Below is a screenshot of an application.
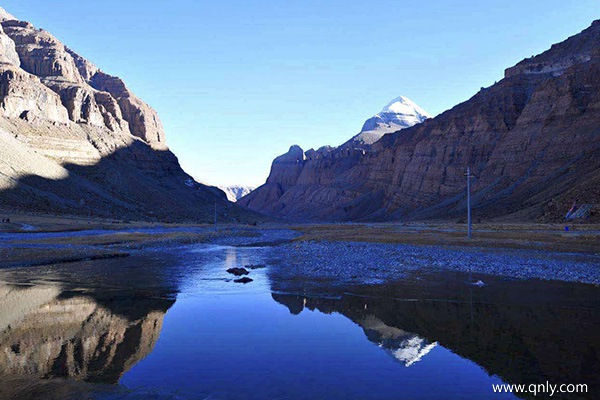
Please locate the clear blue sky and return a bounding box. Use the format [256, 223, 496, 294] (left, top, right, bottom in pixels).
[2, 1, 597, 187]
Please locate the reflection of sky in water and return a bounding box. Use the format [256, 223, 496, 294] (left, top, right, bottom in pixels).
[179, 245, 273, 296]
[122, 290, 516, 400]
[2, 242, 599, 399]
[119, 244, 518, 400]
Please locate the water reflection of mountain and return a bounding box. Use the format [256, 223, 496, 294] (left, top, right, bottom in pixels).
[0, 283, 174, 398]
[360, 315, 438, 367]
[272, 277, 600, 392]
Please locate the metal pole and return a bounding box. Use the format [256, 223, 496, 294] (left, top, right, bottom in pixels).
[467, 166, 472, 239]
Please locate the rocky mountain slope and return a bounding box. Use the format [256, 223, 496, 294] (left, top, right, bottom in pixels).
[238, 96, 430, 219]
[240, 21, 600, 222]
[0, 7, 255, 223]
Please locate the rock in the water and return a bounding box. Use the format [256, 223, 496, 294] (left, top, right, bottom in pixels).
[245, 264, 266, 270]
[234, 277, 253, 284]
[227, 267, 249, 276]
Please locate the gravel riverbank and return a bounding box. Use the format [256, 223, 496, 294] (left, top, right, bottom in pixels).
[266, 241, 600, 287]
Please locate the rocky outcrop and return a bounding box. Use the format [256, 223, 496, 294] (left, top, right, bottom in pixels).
[239, 97, 431, 219]
[0, 67, 69, 122]
[241, 21, 600, 222]
[505, 21, 600, 78]
[0, 6, 256, 223]
[0, 18, 146, 143]
[89, 71, 166, 146]
[0, 24, 19, 66]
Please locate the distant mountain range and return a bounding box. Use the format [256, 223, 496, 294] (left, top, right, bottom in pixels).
[240, 21, 600, 222]
[220, 185, 255, 202]
[0, 7, 256, 223]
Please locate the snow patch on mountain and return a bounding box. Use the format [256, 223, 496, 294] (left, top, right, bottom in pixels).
[220, 185, 255, 202]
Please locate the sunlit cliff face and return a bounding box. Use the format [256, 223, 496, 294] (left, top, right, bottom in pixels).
[0, 284, 172, 384]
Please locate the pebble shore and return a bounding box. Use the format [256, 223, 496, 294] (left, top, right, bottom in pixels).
[266, 240, 600, 286]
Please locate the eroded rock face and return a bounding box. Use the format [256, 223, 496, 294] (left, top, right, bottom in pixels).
[241, 20, 600, 222]
[0, 66, 69, 122]
[0, 24, 19, 66]
[267, 145, 306, 188]
[0, 12, 165, 150]
[90, 71, 166, 146]
[3, 20, 83, 84]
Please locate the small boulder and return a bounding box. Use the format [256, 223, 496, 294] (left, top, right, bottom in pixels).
[245, 264, 266, 270]
[227, 267, 249, 276]
[234, 277, 253, 284]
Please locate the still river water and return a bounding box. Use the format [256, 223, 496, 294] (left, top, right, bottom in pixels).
[0, 239, 598, 399]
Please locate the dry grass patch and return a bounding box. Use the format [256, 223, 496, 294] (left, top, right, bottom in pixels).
[290, 223, 600, 254]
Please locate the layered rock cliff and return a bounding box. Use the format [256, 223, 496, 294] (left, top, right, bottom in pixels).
[239, 97, 430, 219]
[241, 21, 600, 222]
[0, 7, 255, 223]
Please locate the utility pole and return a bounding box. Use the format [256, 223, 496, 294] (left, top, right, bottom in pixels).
[214, 202, 217, 228]
[466, 166, 476, 285]
[466, 167, 474, 239]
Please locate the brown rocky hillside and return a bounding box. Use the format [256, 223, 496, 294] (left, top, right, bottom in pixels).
[0, 7, 257, 223]
[240, 21, 600, 223]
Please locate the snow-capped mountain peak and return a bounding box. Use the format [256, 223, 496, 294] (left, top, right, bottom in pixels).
[220, 185, 255, 202]
[344, 95, 430, 148]
[381, 96, 430, 120]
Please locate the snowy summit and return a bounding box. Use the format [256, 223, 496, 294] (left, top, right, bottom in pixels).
[220, 185, 255, 202]
[380, 96, 430, 122]
[346, 95, 430, 147]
